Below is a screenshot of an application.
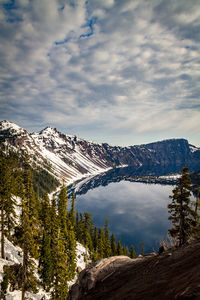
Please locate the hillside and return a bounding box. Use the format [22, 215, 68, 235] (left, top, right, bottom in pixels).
[69, 240, 200, 300]
[1, 120, 200, 185]
[0, 236, 88, 300]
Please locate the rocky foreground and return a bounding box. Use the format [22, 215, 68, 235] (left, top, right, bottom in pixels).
[69, 240, 200, 300]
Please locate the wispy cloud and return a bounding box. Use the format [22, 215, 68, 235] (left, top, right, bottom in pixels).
[0, 0, 199, 145]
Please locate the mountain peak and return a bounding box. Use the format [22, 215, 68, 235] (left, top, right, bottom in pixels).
[0, 120, 26, 134]
[39, 126, 59, 136]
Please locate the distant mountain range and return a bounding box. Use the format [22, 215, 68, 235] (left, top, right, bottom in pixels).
[0, 120, 200, 184]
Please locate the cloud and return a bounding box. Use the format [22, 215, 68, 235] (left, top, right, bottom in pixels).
[0, 0, 199, 146]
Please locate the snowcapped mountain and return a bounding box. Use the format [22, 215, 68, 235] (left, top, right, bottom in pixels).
[0, 120, 113, 184]
[0, 120, 200, 185]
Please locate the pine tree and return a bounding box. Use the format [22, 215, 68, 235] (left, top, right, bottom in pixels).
[130, 245, 136, 258]
[91, 227, 98, 262]
[168, 167, 197, 246]
[21, 163, 38, 300]
[50, 197, 69, 299]
[49, 197, 59, 282]
[75, 212, 79, 234]
[69, 193, 76, 227]
[83, 212, 94, 251]
[66, 219, 77, 280]
[0, 151, 16, 258]
[22, 162, 40, 258]
[97, 228, 105, 259]
[123, 246, 130, 257]
[93, 227, 98, 251]
[110, 233, 117, 256]
[117, 238, 123, 255]
[39, 193, 53, 291]
[76, 213, 85, 245]
[66, 194, 77, 280]
[57, 183, 68, 233]
[51, 229, 69, 300]
[104, 218, 111, 257]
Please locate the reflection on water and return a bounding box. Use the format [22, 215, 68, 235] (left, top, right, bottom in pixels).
[76, 181, 174, 254]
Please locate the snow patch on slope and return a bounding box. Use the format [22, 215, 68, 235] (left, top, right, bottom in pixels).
[0, 236, 50, 300]
[31, 129, 112, 185]
[0, 237, 90, 299]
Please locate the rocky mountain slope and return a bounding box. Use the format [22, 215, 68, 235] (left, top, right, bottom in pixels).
[0, 120, 200, 184]
[69, 240, 200, 300]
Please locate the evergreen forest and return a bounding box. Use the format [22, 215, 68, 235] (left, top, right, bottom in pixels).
[0, 150, 137, 299]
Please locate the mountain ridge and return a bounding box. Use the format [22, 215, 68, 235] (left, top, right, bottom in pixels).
[0, 120, 200, 184]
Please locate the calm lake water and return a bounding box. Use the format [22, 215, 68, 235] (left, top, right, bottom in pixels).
[76, 181, 174, 254]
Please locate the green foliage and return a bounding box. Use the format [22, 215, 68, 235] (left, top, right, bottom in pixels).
[117, 238, 123, 255]
[20, 162, 39, 299]
[69, 193, 76, 227]
[123, 246, 130, 257]
[51, 229, 69, 300]
[32, 167, 59, 198]
[104, 218, 112, 257]
[168, 166, 199, 246]
[97, 228, 105, 259]
[110, 233, 117, 256]
[39, 193, 53, 291]
[0, 149, 139, 298]
[57, 185, 77, 281]
[130, 245, 136, 258]
[0, 150, 17, 258]
[58, 183, 68, 236]
[67, 193, 77, 279]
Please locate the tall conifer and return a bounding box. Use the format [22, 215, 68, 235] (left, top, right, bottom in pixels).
[168, 167, 197, 246]
[51, 229, 69, 300]
[130, 245, 136, 258]
[50, 195, 69, 299]
[117, 238, 123, 255]
[0, 151, 16, 258]
[104, 218, 111, 257]
[110, 233, 117, 256]
[39, 193, 53, 291]
[21, 162, 38, 300]
[67, 194, 77, 280]
[97, 228, 105, 259]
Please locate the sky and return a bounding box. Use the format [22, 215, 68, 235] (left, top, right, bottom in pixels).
[0, 0, 200, 147]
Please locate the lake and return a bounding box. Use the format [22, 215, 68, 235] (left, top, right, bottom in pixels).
[76, 181, 174, 254]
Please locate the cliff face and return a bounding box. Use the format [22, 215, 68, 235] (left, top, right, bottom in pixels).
[69, 240, 200, 300]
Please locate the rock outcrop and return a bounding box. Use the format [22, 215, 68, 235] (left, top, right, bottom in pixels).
[68, 240, 200, 300]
